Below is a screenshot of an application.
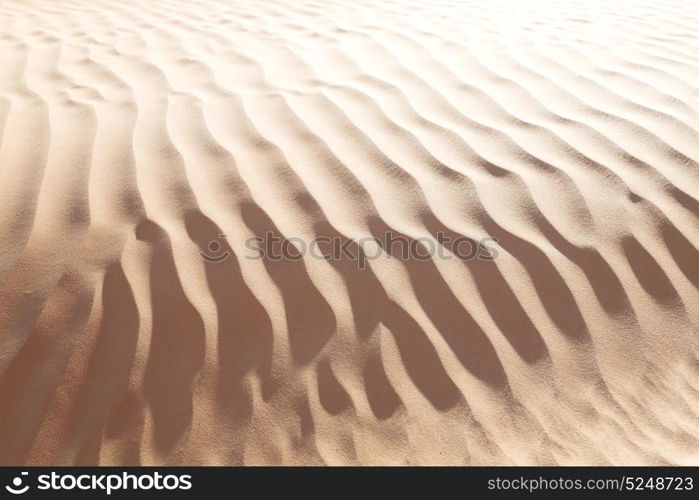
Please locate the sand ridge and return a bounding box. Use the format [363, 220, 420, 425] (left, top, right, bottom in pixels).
[0, 0, 698, 465]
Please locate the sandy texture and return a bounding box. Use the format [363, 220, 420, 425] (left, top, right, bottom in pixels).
[0, 0, 698, 465]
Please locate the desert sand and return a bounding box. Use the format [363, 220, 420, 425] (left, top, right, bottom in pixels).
[0, 0, 698, 465]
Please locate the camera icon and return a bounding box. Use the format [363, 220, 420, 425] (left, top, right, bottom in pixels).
[5, 472, 29, 494]
[200, 234, 230, 263]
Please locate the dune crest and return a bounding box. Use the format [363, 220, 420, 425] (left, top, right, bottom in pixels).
[0, 0, 698, 465]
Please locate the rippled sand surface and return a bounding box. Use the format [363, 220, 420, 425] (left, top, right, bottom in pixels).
[0, 0, 698, 465]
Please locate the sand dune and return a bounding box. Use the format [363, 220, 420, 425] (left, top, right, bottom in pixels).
[0, 0, 698, 465]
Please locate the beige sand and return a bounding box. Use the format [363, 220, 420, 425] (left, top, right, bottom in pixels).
[0, 0, 698, 465]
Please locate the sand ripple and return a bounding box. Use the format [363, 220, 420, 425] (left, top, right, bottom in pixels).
[0, 0, 698, 465]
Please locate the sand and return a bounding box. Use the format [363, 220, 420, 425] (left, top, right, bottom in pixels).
[0, 0, 698, 465]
